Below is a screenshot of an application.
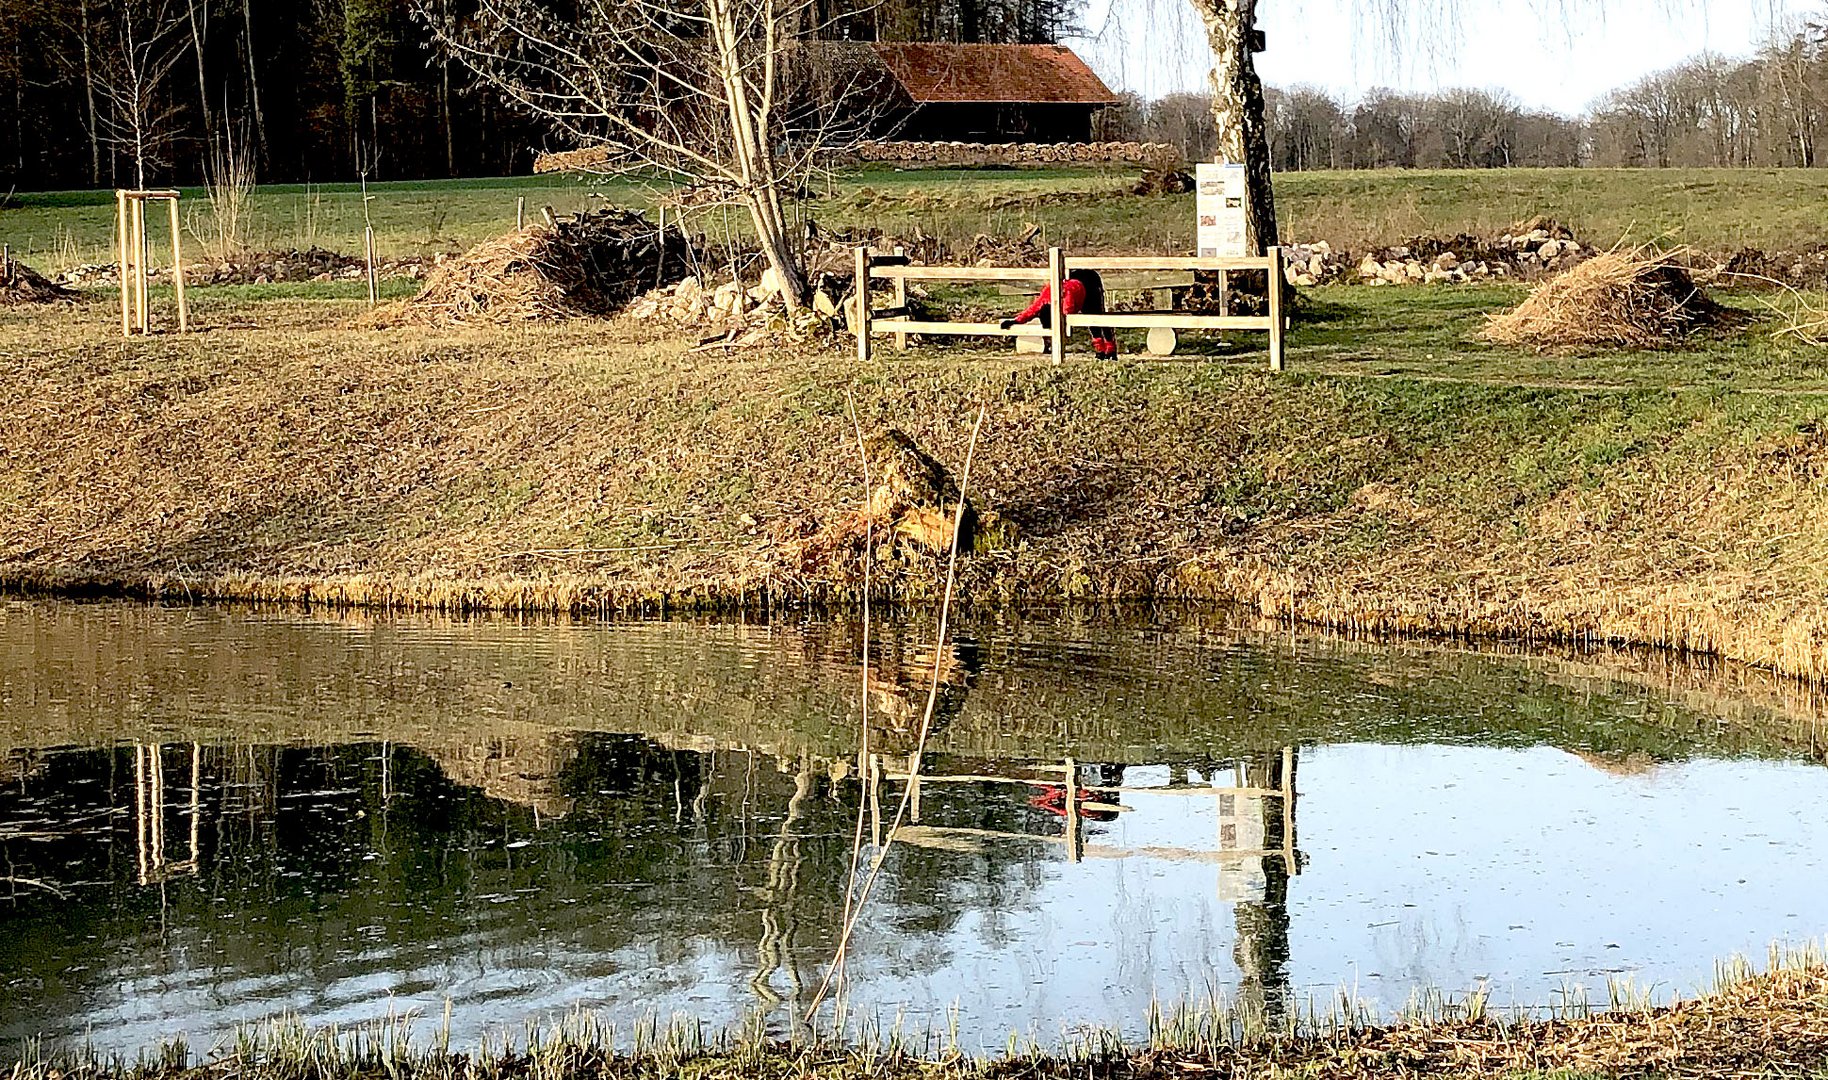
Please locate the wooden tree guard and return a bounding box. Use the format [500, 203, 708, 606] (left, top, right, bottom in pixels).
[116, 189, 189, 336]
[853, 245, 1290, 369]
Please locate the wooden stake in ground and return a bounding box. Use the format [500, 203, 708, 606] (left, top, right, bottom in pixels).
[114, 189, 188, 336]
[364, 226, 378, 306]
[166, 195, 188, 332]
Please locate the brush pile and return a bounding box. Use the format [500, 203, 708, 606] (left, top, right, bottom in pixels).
[0, 254, 77, 305]
[392, 207, 696, 324]
[1483, 249, 1740, 350]
[810, 222, 1047, 268]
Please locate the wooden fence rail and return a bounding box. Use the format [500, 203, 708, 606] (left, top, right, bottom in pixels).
[854, 245, 1289, 370]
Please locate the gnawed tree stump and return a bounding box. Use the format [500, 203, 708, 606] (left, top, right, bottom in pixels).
[863, 428, 976, 554]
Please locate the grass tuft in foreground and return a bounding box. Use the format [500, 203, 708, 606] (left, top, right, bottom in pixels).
[9, 947, 1828, 1080]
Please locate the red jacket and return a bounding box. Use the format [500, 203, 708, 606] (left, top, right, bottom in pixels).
[1013, 278, 1088, 324]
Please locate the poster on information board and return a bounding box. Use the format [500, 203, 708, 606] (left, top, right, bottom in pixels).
[1194, 162, 1249, 258]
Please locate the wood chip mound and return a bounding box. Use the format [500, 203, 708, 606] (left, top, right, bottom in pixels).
[374, 207, 695, 326]
[1483, 248, 1741, 350]
[0, 256, 78, 305]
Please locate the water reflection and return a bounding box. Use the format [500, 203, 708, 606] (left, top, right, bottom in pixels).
[2, 602, 1827, 1057]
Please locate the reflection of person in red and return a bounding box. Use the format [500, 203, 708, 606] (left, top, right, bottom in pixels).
[1028, 784, 1122, 822]
[1000, 269, 1117, 360]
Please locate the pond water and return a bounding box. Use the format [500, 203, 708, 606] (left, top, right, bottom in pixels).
[2, 599, 1826, 1058]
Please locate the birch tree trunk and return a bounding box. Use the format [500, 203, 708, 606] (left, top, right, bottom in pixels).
[1194, 0, 1277, 253]
[185, 0, 212, 146]
[711, 0, 810, 308]
[80, 0, 102, 184]
[241, 0, 264, 158]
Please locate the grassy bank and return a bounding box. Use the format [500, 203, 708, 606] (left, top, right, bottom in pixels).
[4, 285, 1828, 679]
[5, 167, 1828, 271]
[12, 954, 1828, 1079]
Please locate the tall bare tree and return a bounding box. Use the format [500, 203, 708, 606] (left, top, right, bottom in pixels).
[421, 0, 872, 308]
[99, 0, 190, 187]
[1198, 0, 1277, 252]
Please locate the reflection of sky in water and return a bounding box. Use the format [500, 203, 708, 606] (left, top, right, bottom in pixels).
[7, 742, 1828, 1056]
[4, 602, 1828, 1059]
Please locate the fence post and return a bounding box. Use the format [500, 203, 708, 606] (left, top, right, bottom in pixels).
[1267, 246, 1286, 373]
[892, 245, 909, 351]
[853, 245, 872, 364]
[365, 226, 378, 306]
[1047, 245, 1066, 366]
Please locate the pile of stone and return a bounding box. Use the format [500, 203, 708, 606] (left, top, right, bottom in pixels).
[623, 268, 844, 347]
[1273, 220, 1596, 288]
[852, 140, 1182, 169]
[1279, 241, 1339, 287]
[55, 248, 435, 288]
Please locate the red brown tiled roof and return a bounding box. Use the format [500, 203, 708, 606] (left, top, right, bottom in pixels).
[869, 43, 1120, 105]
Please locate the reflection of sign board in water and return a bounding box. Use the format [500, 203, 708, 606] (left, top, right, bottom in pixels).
[1195, 162, 1249, 258]
[1217, 787, 1270, 902]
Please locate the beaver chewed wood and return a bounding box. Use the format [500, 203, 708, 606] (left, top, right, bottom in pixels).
[862, 428, 976, 554]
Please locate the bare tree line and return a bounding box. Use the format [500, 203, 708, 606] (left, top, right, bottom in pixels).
[0, 0, 1078, 192]
[1100, 17, 1828, 171]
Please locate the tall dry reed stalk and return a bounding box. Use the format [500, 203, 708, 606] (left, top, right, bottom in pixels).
[200, 126, 258, 260]
[807, 404, 989, 1028]
[824, 392, 876, 1025]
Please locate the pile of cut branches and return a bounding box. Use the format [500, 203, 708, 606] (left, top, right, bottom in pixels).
[381, 207, 698, 325]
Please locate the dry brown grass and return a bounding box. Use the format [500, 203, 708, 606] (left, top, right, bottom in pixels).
[10, 954, 1828, 1079]
[1483, 248, 1741, 350]
[3, 297, 1828, 682]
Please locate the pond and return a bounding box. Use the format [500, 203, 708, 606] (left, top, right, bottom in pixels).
[1, 599, 1826, 1058]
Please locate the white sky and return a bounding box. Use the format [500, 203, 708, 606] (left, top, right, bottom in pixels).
[1069, 0, 1822, 115]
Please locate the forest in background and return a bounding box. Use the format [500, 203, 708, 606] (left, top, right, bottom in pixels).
[0, 0, 1079, 192]
[0, 0, 1823, 192]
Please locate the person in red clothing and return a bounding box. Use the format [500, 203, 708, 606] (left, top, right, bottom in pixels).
[1000, 269, 1118, 360]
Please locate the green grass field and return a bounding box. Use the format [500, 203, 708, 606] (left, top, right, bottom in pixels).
[6, 167, 1828, 271]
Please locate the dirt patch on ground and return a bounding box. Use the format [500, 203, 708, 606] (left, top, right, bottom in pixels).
[0, 257, 77, 305]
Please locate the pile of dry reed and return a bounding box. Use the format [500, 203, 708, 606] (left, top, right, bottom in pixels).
[379, 207, 696, 326]
[0, 255, 77, 305]
[1483, 248, 1740, 350]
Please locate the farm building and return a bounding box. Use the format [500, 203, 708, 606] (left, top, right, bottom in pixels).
[821, 43, 1122, 144]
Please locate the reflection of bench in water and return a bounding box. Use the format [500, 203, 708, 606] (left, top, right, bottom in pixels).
[867, 749, 1300, 896]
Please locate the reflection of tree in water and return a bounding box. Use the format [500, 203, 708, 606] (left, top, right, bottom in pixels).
[1231, 751, 1295, 1030]
[5, 728, 1305, 1045]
